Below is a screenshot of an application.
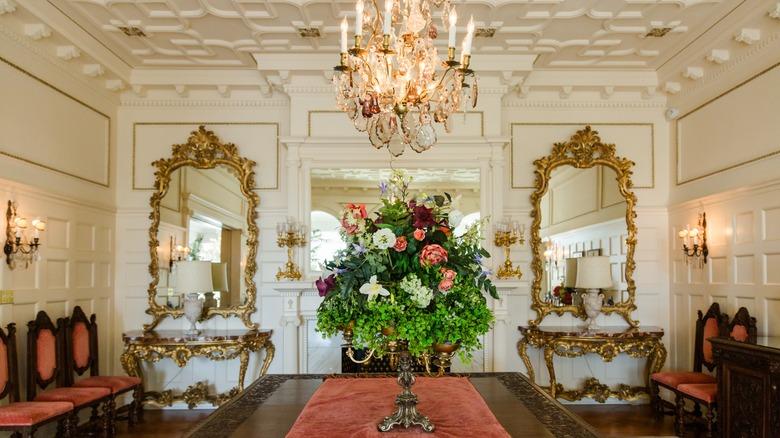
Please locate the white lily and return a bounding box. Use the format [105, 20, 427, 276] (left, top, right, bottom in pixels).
[359, 275, 390, 298]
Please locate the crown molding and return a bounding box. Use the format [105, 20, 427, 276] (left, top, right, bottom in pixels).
[119, 98, 289, 108]
[502, 99, 665, 109]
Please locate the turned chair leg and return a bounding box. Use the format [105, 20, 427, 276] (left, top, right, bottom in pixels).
[705, 405, 715, 438]
[134, 386, 144, 424]
[675, 394, 686, 437]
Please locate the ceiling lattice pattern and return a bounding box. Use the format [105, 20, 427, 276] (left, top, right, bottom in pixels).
[55, 0, 734, 69]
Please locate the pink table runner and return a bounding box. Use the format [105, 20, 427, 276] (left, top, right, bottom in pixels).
[286, 377, 510, 438]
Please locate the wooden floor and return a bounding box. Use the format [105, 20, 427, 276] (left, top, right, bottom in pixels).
[118, 404, 684, 438]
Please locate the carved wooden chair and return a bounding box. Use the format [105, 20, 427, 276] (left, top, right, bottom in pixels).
[676, 306, 757, 438]
[650, 302, 728, 422]
[0, 323, 73, 438]
[62, 306, 143, 433]
[26, 311, 113, 436]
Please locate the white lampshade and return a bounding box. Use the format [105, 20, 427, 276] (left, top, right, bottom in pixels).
[211, 262, 229, 292]
[564, 258, 578, 288]
[575, 256, 613, 289]
[174, 261, 213, 294]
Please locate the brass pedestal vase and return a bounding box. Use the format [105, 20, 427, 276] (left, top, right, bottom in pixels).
[378, 351, 434, 432]
[342, 328, 457, 433]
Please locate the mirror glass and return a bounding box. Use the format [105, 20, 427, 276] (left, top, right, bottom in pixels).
[309, 168, 481, 272]
[538, 165, 628, 308]
[155, 166, 249, 311]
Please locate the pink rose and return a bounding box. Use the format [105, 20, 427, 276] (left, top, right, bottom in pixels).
[340, 203, 368, 235]
[419, 244, 448, 267]
[394, 236, 408, 252]
[413, 229, 426, 241]
[440, 268, 457, 280]
[438, 279, 454, 292]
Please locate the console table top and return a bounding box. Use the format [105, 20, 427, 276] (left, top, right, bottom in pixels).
[123, 329, 272, 343]
[518, 325, 663, 338]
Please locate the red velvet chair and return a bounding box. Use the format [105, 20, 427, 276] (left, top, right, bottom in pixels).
[650, 302, 728, 422]
[0, 323, 73, 438]
[26, 311, 113, 436]
[676, 306, 757, 438]
[63, 306, 143, 433]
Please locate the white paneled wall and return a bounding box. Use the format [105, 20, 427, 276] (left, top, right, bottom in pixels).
[0, 179, 115, 398]
[669, 180, 780, 371]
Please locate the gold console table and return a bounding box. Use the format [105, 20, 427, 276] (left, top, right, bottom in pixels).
[518, 326, 666, 402]
[121, 329, 274, 408]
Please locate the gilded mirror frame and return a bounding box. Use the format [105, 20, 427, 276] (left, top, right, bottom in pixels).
[529, 126, 639, 327]
[144, 126, 259, 331]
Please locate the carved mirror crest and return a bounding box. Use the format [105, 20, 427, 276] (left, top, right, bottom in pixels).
[529, 126, 639, 327]
[145, 126, 259, 331]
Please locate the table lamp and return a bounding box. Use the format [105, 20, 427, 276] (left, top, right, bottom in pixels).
[174, 260, 213, 334]
[575, 256, 612, 330]
[209, 262, 229, 307]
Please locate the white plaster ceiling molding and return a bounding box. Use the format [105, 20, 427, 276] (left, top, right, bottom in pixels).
[734, 28, 761, 45]
[682, 66, 704, 80]
[45, 0, 738, 70]
[0, 0, 17, 15]
[23, 23, 51, 40]
[771, 3, 780, 19]
[705, 48, 730, 64]
[55, 44, 80, 60]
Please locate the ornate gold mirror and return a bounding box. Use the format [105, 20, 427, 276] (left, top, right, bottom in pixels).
[145, 126, 259, 331]
[529, 126, 638, 327]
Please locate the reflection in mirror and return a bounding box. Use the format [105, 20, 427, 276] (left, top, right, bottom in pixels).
[309, 168, 481, 272]
[155, 166, 249, 312]
[538, 165, 628, 308]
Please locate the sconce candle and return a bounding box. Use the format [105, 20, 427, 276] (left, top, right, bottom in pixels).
[494, 217, 524, 280]
[678, 212, 708, 268]
[4, 200, 46, 270]
[276, 217, 306, 281]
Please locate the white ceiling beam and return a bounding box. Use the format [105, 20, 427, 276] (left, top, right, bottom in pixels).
[251, 53, 536, 72]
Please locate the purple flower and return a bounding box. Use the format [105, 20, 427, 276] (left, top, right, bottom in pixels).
[315, 274, 337, 297]
[352, 243, 367, 254]
[379, 181, 389, 195]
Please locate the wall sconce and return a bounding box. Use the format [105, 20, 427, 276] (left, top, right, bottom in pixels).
[168, 236, 191, 269]
[4, 200, 46, 270]
[678, 212, 708, 268]
[494, 218, 524, 280]
[276, 217, 306, 281]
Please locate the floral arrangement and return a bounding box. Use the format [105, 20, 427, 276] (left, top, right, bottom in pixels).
[315, 170, 497, 359]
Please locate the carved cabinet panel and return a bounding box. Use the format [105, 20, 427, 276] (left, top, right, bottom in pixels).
[712, 337, 780, 438]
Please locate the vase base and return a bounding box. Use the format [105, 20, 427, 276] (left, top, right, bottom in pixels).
[377, 393, 435, 433]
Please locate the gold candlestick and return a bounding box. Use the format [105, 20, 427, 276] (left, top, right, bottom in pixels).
[275, 220, 306, 281]
[494, 220, 524, 280]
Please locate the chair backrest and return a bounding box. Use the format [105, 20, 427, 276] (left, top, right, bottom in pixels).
[728, 307, 757, 344]
[0, 323, 21, 403]
[693, 302, 729, 373]
[26, 311, 65, 401]
[64, 306, 100, 385]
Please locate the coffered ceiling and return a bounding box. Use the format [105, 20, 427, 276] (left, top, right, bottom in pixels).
[47, 0, 742, 70]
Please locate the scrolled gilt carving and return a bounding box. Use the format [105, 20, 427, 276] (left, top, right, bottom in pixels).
[145, 125, 260, 331]
[529, 125, 639, 327]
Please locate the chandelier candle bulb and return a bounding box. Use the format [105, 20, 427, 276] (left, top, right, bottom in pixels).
[355, 0, 364, 36]
[463, 16, 475, 56]
[383, 0, 393, 35]
[448, 9, 457, 48]
[340, 17, 348, 53]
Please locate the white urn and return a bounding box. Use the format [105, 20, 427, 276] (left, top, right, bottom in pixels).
[581, 289, 604, 331]
[183, 292, 204, 335]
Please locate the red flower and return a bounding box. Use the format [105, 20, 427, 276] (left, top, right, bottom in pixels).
[413, 229, 426, 241]
[438, 279, 454, 292]
[394, 236, 408, 252]
[412, 204, 436, 229]
[440, 268, 457, 280]
[315, 274, 336, 297]
[420, 244, 448, 267]
[439, 226, 451, 236]
[346, 203, 367, 219]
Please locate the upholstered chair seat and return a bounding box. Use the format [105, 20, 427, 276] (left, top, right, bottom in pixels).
[0, 401, 72, 426]
[73, 376, 142, 394]
[650, 371, 716, 388]
[34, 386, 111, 406]
[677, 383, 717, 404]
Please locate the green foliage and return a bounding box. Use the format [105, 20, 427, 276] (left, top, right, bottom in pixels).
[315, 171, 497, 362]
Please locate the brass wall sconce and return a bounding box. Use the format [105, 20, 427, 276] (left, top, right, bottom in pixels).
[494, 218, 524, 280]
[168, 236, 191, 269]
[4, 200, 46, 270]
[678, 212, 708, 268]
[276, 218, 306, 281]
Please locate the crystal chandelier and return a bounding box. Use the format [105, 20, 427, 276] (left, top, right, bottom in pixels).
[333, 0, 478, 156]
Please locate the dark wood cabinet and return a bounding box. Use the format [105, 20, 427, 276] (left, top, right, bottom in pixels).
[711, 337, 780, 438]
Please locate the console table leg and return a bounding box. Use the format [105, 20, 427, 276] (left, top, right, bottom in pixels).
[543, 345, 557, 398]
[260, 339, 276, 376]
[238, 350, 249, 391]
[517, 337, 535, 383]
